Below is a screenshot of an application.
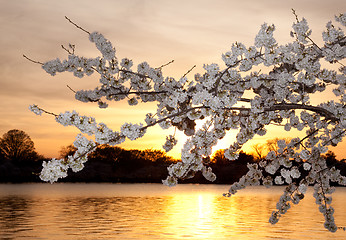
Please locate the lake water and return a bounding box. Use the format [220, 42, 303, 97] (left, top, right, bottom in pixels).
[0, 183, 345, 239]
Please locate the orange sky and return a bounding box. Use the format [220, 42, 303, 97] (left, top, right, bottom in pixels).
[0, 0, 345, 159]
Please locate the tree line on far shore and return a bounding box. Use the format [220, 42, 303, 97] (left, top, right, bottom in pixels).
[0, 129, 345, 184]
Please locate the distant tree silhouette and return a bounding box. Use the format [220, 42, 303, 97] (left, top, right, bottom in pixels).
[59, 143, 175, 166]
[211, 149, 254, 165]
[323, 150, 338, 166]
[0, 146, 4, 163]
[137, 149, 175, 163]
[59, 144, 77, 160]
[88, 145, 123, 162]
[211, 149, 228, 165]
[0, 129, 38, 162]
[237, 151, 255, 164]
[251, 143, 266, 161]
[265, 137, 291, 155]
[249, 138, 292, 159]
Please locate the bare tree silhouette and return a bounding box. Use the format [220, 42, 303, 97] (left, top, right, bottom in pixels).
[0, 129, 37, 162]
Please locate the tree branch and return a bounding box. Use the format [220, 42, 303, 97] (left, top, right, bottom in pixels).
[264, 103, 339, 122]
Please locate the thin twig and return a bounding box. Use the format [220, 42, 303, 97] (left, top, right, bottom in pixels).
[296, 128, 320, 150]
[182, 65, 196, 78]
[61, 44, 75, 55]
[67, 85, 76, 93]
[322, 129, 346, 146]
[36, 106, 59, 117]
[65, 16, 90, 35]
[156, 60, 174, 70]
[291, 9, 299, 23]
[23, 55, 43, 65]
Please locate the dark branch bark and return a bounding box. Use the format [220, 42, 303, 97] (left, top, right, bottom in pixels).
[264, 103, 339, 122]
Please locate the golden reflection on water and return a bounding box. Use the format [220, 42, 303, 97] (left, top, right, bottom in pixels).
[0, 184, 345, 239]
[163, 193, 217, 239]
[160, 191, 275, 239]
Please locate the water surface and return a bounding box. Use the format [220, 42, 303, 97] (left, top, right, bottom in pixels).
[0, 183, 345, 239]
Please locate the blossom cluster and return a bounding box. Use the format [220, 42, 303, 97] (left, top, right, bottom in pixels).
[162, 135, 177, 152]
[29, 104, 43, 115]
[39, 134, 97, 183]
[30, 12, 346, 232]
[39, 158, 68, 183]
[89, 32, 116, 61]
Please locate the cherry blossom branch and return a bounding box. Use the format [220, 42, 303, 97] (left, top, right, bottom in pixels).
[28, 11, 346, 232]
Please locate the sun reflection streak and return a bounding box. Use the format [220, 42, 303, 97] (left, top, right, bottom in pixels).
[162, 193, 217, 239]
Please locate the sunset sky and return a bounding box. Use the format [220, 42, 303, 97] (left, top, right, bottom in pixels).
[0, 0, 345, 159]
